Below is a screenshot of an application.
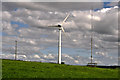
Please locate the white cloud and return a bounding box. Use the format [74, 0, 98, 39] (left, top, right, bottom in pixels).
[43, 54, 55, 59]
[2, 11, 12, 21]
[34, 54, 40, 58]
[87, 15, 101, 21]
[1, 52, 118, 65]
[95, 51, 106, 56]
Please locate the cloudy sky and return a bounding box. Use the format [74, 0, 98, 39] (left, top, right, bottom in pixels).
[1, 0, 119, 65]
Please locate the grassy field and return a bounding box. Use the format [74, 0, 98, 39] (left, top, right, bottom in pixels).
[2, 59, 119, 78]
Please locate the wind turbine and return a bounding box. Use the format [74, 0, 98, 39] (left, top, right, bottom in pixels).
[48, 13, 70, 64]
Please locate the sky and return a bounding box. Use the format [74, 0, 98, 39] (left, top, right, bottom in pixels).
[1, 0, 120, 65]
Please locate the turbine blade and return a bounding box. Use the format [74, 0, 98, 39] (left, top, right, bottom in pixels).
[61, 13, 70, 25]
[61, 27, 78, 47]
[61, 27, 69, 39]
[48, 25, 59, 27]
[61, 27, 65, 32]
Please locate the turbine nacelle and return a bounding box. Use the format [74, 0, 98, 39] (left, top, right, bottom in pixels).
[58, 24, 62, 27]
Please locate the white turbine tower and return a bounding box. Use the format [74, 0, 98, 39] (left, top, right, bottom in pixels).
[48, 13, 70, 64]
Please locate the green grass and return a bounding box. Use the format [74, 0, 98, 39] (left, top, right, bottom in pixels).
[2, 59, 119, 78]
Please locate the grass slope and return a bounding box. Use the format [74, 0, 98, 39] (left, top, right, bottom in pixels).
[2, 59, 118, 78]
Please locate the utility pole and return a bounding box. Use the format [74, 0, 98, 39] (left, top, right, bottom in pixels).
[15, 40, 17, 60]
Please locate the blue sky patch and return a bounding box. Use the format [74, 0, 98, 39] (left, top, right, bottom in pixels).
[94, 1, 118, 11]
[103, 2, 112, 8]
[14, 8, 18, 11]
[11, 21, 29, 28]
[0, 32, 2, 36]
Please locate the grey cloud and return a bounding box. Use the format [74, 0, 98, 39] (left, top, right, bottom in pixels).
[2, 0, 119, 2]
[2, 2, 104, 11]
[101, 35, 119, 42]
[93, 8, 118, 35]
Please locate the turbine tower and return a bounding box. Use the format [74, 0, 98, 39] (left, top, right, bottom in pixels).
[48, 13, 70, 64]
